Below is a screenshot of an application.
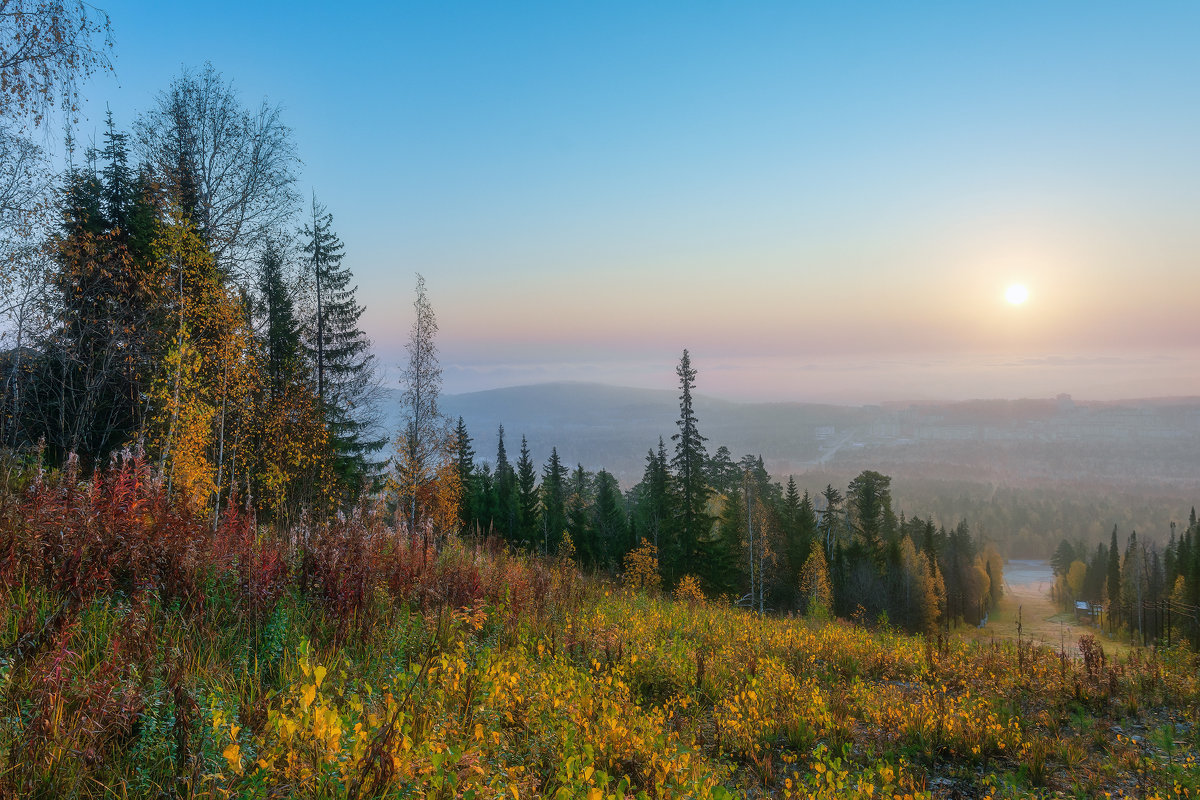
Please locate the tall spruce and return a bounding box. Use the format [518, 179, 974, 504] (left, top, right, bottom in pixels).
[493, 425, 518, 542]
[516, 435, 540, 547]
[453, 416, 476, 531]
[303, 195, 382, 495]
[670, 349, 709, 580]
[257, 239, 303, 395]
[1107, 525, 1122, 626]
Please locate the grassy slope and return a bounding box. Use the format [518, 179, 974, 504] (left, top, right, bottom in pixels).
[1, 468, 1198, 799]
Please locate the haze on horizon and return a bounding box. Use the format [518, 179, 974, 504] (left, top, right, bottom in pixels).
[86, 2, 1200, 404]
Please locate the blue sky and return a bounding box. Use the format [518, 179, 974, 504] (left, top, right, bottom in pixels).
[77, 2, 1200, 401]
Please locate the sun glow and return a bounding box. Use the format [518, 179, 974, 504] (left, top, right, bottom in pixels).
[1005, 284, 1029, 305]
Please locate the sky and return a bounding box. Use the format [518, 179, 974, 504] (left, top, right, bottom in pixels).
[77, 1, 1200, 403]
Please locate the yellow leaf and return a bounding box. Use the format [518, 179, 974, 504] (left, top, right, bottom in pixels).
[301, 684, 316, 710]
[314, 665, 327, 688]
[223, 743, 241, 774]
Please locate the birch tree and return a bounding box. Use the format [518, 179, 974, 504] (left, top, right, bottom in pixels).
[394, 274, 452, 554]
[136, 63, 298, 281]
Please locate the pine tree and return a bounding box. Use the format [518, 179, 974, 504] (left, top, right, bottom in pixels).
[780, 481, 816, 608]
[1122, 531, 1144, 637]
[632, 438, 672, 555]
[670, 349, 710, 581]
[303, 195, 383, 497]
[847, 470, 893, 563]
[706, 445, 740, 496]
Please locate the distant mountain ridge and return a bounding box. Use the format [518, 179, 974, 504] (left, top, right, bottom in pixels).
[379, 381, 860, 485]
[376, 381, 1200, 491]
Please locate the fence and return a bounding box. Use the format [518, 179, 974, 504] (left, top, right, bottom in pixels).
[1107, 598, 1200, 650]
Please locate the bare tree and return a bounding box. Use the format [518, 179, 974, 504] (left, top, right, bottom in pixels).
[0, 0, 113, 126]
[0, 124, 50, 302]
[396, 274, 449, 548]
[135, 63, 299, 282]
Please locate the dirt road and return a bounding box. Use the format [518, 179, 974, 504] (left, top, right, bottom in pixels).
[961, 559, 1129, 657]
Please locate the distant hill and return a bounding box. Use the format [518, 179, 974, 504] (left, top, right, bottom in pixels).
[379, 381, 865, 485]
[377, 382, 1200, 496]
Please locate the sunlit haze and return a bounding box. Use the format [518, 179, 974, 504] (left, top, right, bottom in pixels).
[86, 2, 1200, 403]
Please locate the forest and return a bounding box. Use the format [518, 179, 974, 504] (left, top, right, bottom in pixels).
[3, 5, 1200, 798]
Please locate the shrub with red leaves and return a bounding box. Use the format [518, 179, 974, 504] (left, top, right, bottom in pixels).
[0, 453, 242, 613]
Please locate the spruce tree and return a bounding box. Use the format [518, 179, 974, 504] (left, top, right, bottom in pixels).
[632, 438, 673, 557]
[708, 487, 747, 598]
[1107, 525, 1122, 627]
[493, 425, 518, 542]
[592, 469, 627, 568]
[302, 195, 383, 497]
[516, 435, 540, 548]
[540, 446, 569, 553]
[453, 417, 476, 531]
[566, 464, 593, 565]
[818, 484, 844, 560]
[670, 349, 710, 580]
[257, 240, 303, 395]
[35, 127, 161, 466]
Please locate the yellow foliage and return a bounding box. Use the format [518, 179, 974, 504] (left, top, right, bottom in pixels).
[623, 538, 661, 594]
[799, 546, 833, 617]
[674, 574, 705, 605]
[389, 427, 462, 540]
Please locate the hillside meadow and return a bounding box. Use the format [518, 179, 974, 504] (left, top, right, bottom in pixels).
[2, 458, 1199, 799]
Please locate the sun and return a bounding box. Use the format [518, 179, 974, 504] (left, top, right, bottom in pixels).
[1005, 284, 1029, 305]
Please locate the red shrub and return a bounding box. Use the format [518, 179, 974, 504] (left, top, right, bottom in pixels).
[0, 453, 244, 613]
